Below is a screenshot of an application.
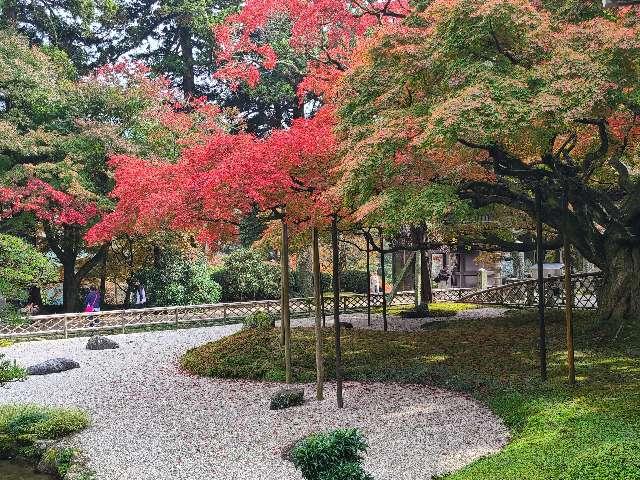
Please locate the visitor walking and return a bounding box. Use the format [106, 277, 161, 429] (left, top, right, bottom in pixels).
[85, 285, 101, 327]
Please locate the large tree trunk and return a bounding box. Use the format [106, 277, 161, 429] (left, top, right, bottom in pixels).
[598, 245, 640, 328]
[62, 260, 80, 313]
[297, 246, 314, 297]
[312, 227, 324, 401]
[177, 20, 196, 97]
[418, 249, 432, 315]
[2, 0, 17, 26]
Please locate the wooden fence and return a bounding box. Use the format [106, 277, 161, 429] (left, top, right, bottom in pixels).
[0, 289, 470, 339]
[458, 272, 601, 309]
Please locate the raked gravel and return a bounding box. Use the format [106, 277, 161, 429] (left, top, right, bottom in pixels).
[1, 322, 509, 480]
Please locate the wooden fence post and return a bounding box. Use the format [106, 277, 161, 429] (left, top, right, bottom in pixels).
[343, 296, 347, 313]
[121, 314, 126, 334]
[174, 308, 179, 329]
[223, 305, 227, 324]
[64, 317, 68, 339]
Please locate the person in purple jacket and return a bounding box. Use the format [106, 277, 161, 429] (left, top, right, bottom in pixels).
[85, 286, 101, 312]
[86, 285, 101, 327]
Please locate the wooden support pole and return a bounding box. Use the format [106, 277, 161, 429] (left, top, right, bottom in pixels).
[564, 238, 575, 385]
[564, 196, 576, 385]
[536, 189, 547, 381]
[312, 227, 324, 400]
[332, 216, 344, 408]
[281, 218, 292, 384]
[380, 230, 388, 332]
[366, 237, 371, 327]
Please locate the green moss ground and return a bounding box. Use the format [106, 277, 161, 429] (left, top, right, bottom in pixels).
[182, 309, 640, 480]
[0, 405, 89, 460]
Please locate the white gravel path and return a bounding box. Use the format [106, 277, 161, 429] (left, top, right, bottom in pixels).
[1, 324, 509, 480]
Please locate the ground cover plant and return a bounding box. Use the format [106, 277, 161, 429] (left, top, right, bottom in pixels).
[182, 310, 640, 479]
[0, 353, 26, 385]
[292, 428, 373, 480]
[0, 405, 89, 458]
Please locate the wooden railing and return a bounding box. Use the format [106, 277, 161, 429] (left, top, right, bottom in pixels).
[0, 289, 469, 339]
[458, 272, 601, 309]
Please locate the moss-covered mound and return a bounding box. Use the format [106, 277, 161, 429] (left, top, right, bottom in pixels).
[0, 405, 91, 478]
[182, 310, 640, 480]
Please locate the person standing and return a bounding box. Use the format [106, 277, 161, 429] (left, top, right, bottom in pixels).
[133, 282, 147, 308]
[85, 286, 101, 312]
[85, 285, 101, 327]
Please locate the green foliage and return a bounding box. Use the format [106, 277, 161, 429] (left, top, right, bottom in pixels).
[0, 353, 26, 385]
[182, 309, 640, 479]
[0, 305, 29, 325]
[136, 250, 221, 307]
[242, 309, 274, 330]
[43, 446, 77, 477]
[269, 388, 304, 410]
[0, 405, 89, 458]
[0, 234, 58, 300]
[292, 428, 373, 480]
[213, 248, 280, 301]
[340, 270, 368, 294]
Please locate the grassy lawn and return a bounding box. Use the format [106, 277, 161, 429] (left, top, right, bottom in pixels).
[182, 309, 640, 480]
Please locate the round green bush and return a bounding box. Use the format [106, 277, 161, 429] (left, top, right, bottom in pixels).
[242, 309, 274, 330]
[292, 428, 373, 480]
[136, 250, 221, 307]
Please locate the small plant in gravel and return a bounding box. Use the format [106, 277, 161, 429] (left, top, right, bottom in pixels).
[0, 353, 26, 385]
[292, 428, 373, 480]
[243, 309, 274, 330]
[270, 388, 304, 410]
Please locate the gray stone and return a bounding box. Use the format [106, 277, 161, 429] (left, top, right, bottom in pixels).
[86, 336, 119, 350]
[27, 358, 79, 376]
[270, 388, 304, 410]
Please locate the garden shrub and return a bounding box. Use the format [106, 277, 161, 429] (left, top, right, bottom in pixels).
[243, 309, 274, 330]
[0, 304, 29, 325]
[292, 428, 373, 480]
[136, 250, 221, 307]
[270, 388, 304, 410]
[0, 234, 57, 301]
[0, 353, 26, 385]
[213, 248, 281, 301]
[340, 270, 369, 294]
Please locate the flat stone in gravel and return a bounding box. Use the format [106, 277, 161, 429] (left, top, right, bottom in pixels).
[2, 325, 509, 480]
[86, 336, 119, 350]
[27, 357, 79, 376]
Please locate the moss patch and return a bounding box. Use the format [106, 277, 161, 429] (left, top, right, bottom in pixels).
[373, 301, 477, 318]
[0, 405, 89, 460]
